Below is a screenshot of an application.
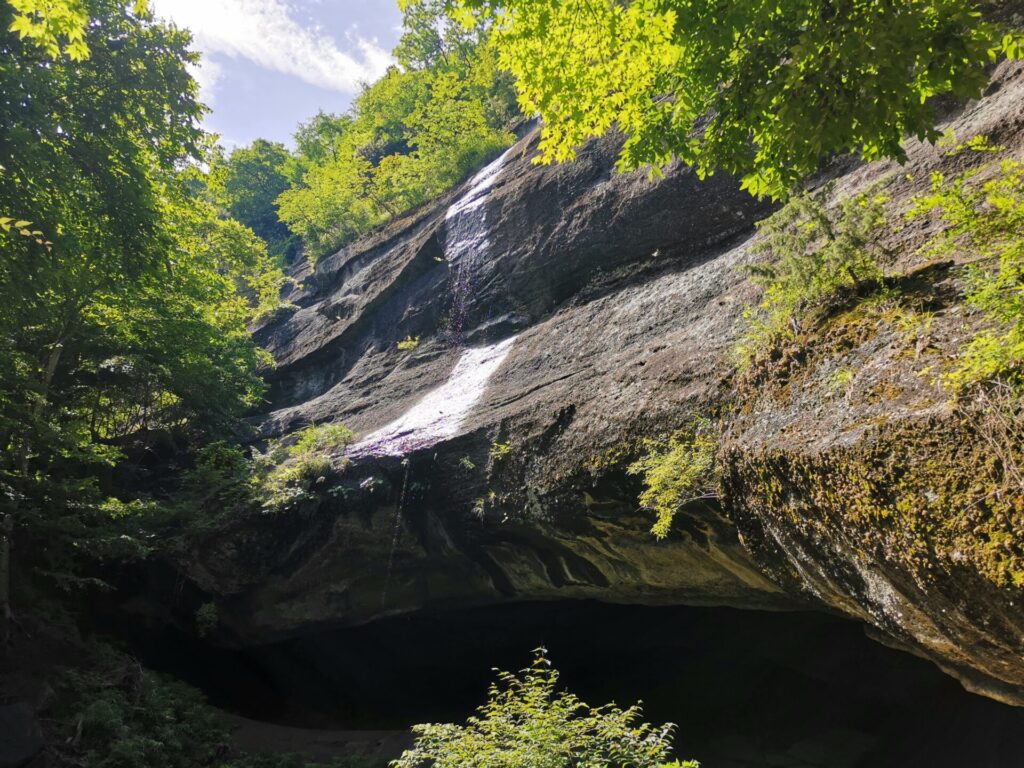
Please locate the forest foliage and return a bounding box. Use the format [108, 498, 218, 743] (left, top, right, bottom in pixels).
[207, 140, 303, 262]
[1, 0, 286, 590]
[275, 0, 519, 259]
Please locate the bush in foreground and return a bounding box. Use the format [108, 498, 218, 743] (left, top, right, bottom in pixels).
[392, 649, 698, 768]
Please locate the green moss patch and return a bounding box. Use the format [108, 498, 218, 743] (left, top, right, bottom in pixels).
[725, 409, 1024, 591]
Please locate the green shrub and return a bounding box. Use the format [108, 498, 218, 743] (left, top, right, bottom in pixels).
[391, 649, 696, 768]
[178, 442, 258, 526]
[738, 186, 888, 363]
[627, 419, 717, 539]
[261, 423, 354, 511]
[909, 159, 1024, 389]
[223, 755, 389, 768]
[59, 645, 230, 768]
[195, 602, 219, 638]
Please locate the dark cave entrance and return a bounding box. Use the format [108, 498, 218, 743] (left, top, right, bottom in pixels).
[120, 601, 1024, 768]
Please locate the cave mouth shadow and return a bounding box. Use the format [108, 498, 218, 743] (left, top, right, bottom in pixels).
[125, 601, 1024, 768]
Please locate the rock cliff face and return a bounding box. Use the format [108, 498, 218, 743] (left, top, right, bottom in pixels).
[174, 62, 1024, 706]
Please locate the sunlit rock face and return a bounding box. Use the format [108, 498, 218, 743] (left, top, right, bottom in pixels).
[164, 63, 1024, 705]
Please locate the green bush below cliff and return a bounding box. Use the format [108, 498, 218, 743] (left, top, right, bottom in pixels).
[392, 649, 697, 768]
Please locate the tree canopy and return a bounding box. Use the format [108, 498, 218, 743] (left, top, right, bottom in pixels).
[454, 0, 1024, 198]
[208, 139, 301, 261]
[275, 1, 519, 260]
[1, 0, 284, 583]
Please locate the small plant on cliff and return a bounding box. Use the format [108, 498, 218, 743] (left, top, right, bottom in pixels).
[489, 440, 513, 461]
[738, 186, 888, 363]
[194, 602, 219, 638]
[909, 159, 1024, 389]
[628, 419, 717, 540]
[391, 648, 695, 768]
[288, 423, 355, 458]
[828, 367, 856, 397]
[261, 423, 355, 511]
[398, 335, 422, 351]
[936, 129, 1006, 157]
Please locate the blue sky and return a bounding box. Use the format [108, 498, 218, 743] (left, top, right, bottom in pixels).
[150, 0, 403, 148]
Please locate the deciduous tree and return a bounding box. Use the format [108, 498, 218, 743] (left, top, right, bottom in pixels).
[454, 0, 1023, 198]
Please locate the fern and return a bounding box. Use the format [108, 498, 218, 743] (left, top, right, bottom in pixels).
[738, 186, 888, 363]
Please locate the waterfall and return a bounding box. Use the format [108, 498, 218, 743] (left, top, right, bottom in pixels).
[347, 335, 518, 458]
[348, 148, 520, 460]
[381, 457, 411, 607]
[446, 146, 516, 221]
[443, 147, 515, 342]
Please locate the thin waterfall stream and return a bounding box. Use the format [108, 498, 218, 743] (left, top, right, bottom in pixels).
[443, 147, 515, 344]
[381, 458, 411, 607]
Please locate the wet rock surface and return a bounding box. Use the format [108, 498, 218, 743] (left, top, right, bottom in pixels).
[148, 62, 1024, 705]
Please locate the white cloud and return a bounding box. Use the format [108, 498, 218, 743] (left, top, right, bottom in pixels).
[187, 56, 223, 105]
[152, 0, 393, 94]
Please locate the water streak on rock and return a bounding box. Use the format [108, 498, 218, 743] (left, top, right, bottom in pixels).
[348, 336, 518, 458]
[381, 458, 411, 606]
[445, 147, 516, 221]
[444, 147, 515, 341]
